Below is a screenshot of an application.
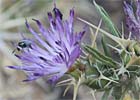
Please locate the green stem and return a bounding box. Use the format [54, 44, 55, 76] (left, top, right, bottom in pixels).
[73, 81, 80, 100]
[73, 74, 85, 100]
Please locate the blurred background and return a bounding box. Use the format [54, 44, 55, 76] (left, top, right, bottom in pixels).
[0, 0, 124, 100]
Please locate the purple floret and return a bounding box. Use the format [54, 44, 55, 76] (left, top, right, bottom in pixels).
[8, 7, 85, 82]
[124, 0, 140, 40]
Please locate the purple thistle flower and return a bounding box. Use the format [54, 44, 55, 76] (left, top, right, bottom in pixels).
[124, 0, 140, 40]
[8, 7, 85, 82]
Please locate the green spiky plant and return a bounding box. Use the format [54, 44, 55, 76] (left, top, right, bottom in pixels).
[57, 1, 140, 100]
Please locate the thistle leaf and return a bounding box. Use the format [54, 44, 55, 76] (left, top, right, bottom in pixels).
[94, 1, 120, 37]
[101, 36, 111, 57]
[120, 50, 131, 66]
[84, 45, 117, 68]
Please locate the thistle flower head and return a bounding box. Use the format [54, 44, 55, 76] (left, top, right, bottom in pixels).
[124, 0, 140, 40]
[8, 7, 85, 82]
